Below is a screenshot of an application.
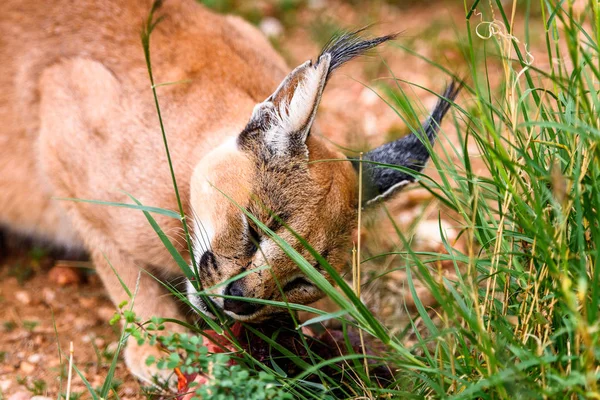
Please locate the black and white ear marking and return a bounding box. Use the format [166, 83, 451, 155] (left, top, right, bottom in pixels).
[360, 81, 462, 206]
[254, 57, 330, 156]
[241, 29, 398, 157]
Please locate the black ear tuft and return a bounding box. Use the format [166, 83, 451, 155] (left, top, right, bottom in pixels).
[360, 81, 462, 206]
[241, 29, 396, 158]
[318, 28, 398, 81]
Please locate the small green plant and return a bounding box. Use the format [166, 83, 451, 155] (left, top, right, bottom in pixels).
[17, 376, 48, 396]
[28, 246, 47, 263]
[60, 391, 84, 400]
[94, 379, 122, 398]
[143, 331, 294, 400]
[22, 320, 39, 332]
[2, 321, 16, 332]
[200, 362, 294, 400]
[8, 263, 35, 285]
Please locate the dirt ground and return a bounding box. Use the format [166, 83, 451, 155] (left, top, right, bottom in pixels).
[0, 0, 546, 398]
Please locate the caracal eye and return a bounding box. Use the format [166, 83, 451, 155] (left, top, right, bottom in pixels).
[246, 223, 261, 255]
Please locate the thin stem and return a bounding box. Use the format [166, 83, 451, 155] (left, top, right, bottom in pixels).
[141, 2, 199, 283]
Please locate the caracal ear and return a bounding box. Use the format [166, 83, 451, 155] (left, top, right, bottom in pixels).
[239, 29, 397, 158]
[255, 56, 330, 156]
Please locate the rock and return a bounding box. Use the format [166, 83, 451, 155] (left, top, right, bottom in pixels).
[8, 392, 31, 400]
[19, 361, 35, 374]
[259, 17, 283, 38]
[41, 288, 56, 305]
[0, 379, 12, 392]
[48, 265, 81, 286]
[121, 387, 136, 397]
[413, 219, 457, 251]
[308, 0, 326, 9]
[362, 111, 378, 137]
[359, 87, 380, 107]
[105, 342, 119, 356]
[82, 334, 93, 343]
[27, 354, 41, 364]
[15, 290, 31, 305]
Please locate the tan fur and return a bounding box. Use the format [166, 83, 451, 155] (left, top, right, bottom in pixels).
[0, 0, 359, 385]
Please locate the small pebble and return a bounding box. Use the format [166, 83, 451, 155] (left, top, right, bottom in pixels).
[15, 291, 31, 305]
[122, 387, 136, 396]
[259, 17, 283, 38]
[359, 87, 380, 107]
[48, 265, 81, 286]
[0, 379, 12, 392]
[19, 361, 35, 374]
[362, 111, 378, 137]
[82, 333, 105, 347]
[27, 354, 41, 364]
[105, 341, 119, 355]
[8, 392, 30, 400]
[308, 0, 326, 8]
[414, 219, 456, 251]
[42, 288, 56, 305]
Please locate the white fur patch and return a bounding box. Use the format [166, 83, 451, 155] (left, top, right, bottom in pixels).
[261, 57, 330, 156]
[191, 217, 215, 265]
[186, 279, 210, 315]
[364, 180, 411, 206]
[186, 216, 216, 316]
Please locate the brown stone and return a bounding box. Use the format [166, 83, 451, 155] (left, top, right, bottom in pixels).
[48, 266, 81, 286]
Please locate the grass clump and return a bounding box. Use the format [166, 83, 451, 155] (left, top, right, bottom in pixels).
[381, 0, 600, 397]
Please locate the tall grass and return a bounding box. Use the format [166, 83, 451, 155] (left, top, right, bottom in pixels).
[69, 0, 600, 398]
[381, 0, 600, 397]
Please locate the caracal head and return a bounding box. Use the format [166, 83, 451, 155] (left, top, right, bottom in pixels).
[187, 30, 460, 321]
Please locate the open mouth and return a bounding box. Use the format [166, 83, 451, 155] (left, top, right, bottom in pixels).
[283, 277, 313, 292]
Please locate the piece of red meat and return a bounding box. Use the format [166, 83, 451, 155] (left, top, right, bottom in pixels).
[175, 318, 393, 399]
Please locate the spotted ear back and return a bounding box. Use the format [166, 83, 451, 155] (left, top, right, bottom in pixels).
[247, 57, 330, 156]
[360, 81, 462, 206]
[240, 29, 397, 158]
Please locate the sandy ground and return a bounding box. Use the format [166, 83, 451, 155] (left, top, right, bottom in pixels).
[0, 0, 549, 398]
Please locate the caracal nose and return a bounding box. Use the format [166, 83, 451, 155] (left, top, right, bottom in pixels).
[223, 280, 263, 316]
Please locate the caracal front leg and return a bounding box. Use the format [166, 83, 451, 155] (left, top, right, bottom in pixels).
[37, 58, 190, 387]
[90, 248, 186, 387]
